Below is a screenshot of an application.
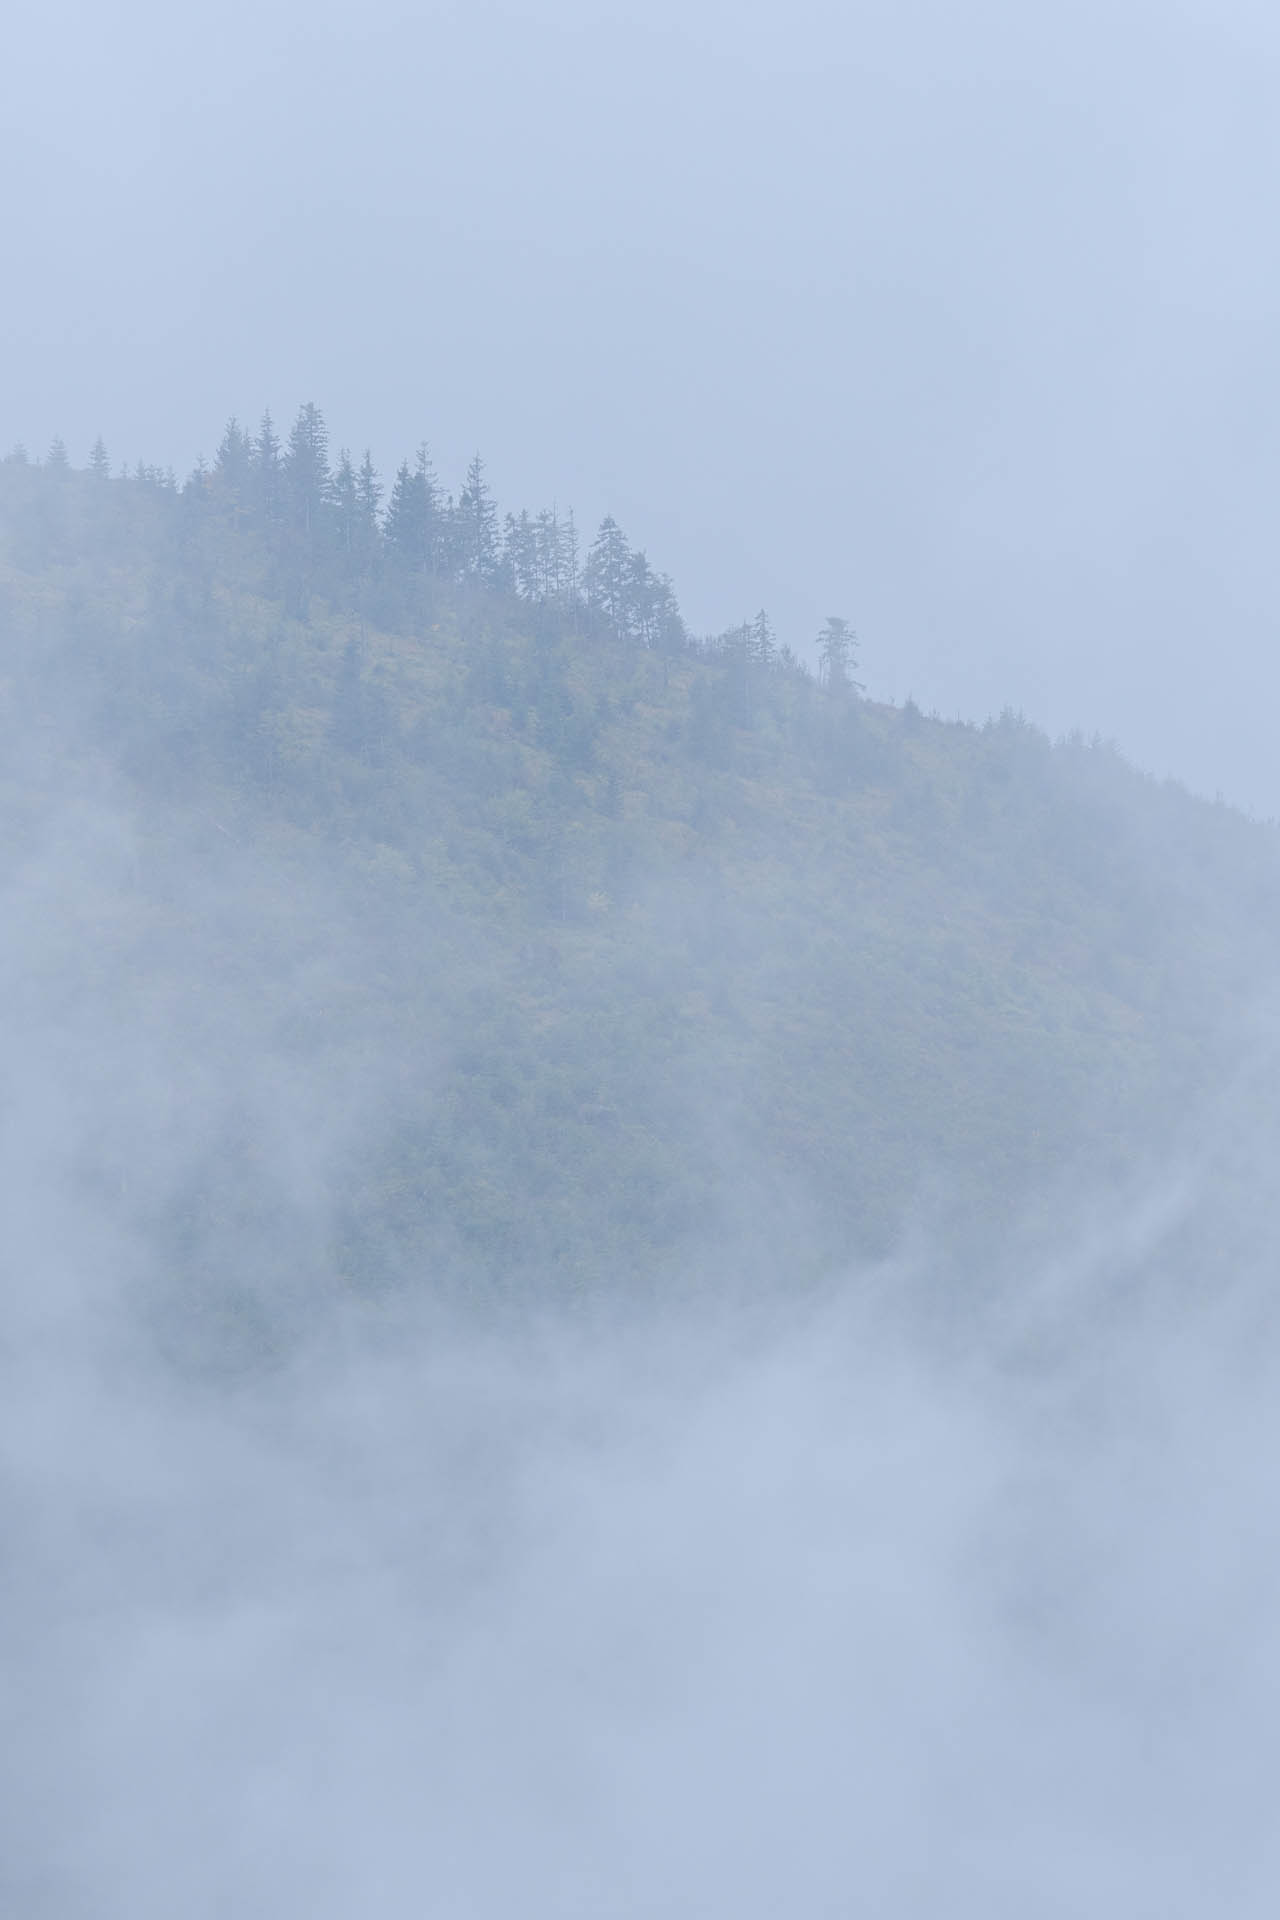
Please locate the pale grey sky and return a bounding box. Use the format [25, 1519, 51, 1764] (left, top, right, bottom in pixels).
[6, 0, 1280, 809]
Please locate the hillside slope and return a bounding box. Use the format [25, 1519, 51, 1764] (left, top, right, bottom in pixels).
[1, 446, 1276, 1330]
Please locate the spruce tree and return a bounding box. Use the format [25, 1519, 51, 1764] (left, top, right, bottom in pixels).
[751, 609, 775, 671]
[561, 509, 580, 608]
[332, 448, 359, 570]
[817, 617, 862, 694]
[652, 575, 686, 656]
[457, 453, 498, 582]
[211, 419, 251, 528]
[283, 402, 331, 537]
[413, 444, 441, 574]
[213, 418, 250, 489]
[385, 445, 440, 575]
[385, 461, 425, 569]
[250, 412, 282, 532]
[585, 516, 630, 635]
[624, 549, 658, 645]
[505, 508, 539, 599]
[533, 508, 560, 601]
[356, 451, 383, 571]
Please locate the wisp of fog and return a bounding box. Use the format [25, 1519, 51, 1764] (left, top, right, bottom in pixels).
[3, 774, 1280, 1919]
[9, 0, 1280, 1903]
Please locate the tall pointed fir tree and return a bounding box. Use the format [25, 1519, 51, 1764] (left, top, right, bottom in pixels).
[283, 402, 331, 539]
[384, 461, 418, 566]
[385, 460, 424, 572]
[384, 444, 440, 577]
[652, 574, 686, 656]
[355, 451, 383, 575]
[414, 444, 441, 573]
[457, 453, 499, 583]
[505, 509, 539, 600]
[751, 609, 776, 671]
[279, 402, 332, 613]
[817, 616, 863, 694]
[585, 516, 631, 635]
[331, 448, 360, 573]
[534, 508, 562, 602]
[250, 411, 282, 534]
[212, 419, 251, 528]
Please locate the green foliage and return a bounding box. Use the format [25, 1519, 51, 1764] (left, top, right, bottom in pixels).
[2, 430, 1278, 1303]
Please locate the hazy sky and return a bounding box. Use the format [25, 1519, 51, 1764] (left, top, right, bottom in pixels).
[6, 0, 1280, 810]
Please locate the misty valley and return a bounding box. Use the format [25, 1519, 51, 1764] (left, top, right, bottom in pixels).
[4, 425, 1280, 1916]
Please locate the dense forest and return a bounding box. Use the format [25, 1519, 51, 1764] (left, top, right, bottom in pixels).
[3, 410, 1279, 1346]
[9, 410, 869, 688]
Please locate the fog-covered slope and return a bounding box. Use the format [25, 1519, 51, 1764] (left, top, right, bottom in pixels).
[3, 442, 1277, 1326]
[8, 435, 1280, 1920]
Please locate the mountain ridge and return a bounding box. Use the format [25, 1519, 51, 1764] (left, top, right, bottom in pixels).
[1, 430, 1275, 1322]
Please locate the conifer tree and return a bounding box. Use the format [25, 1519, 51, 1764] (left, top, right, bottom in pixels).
[505, 509, 539, 599]
[356, 451, 383, 570]
[625, 549, 660, 645]
[88, 436, 110, 482]
[385, 444, 440, 575]
[413, 444, 441, 572]
[331, 448, 359, 569]
[385, 461, 424, 569]
[457, 453, 498, 582]
[561, 509, 580, 607]
[585, 516, 630, 634]
[211, 419, 251, 527]
[751, 609, 775, 671]
[652, 575, 686, 655]
[250, 412, 282, 530]
[533, 508, 559, 601]
[283, 402, 331, 537]
[213, 418, 250, 488]
[721, 618, 756, 723]
[817, 616, 862, 694]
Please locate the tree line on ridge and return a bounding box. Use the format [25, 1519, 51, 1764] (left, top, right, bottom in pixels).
[8, 404, 861, 691]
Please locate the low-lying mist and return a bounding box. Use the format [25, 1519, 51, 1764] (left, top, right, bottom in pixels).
[9, 1180, 1280, 1916]
[5, 776, 1280, 1917]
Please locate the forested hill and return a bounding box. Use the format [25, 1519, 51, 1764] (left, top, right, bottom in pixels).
[2, 420, 1277, 1327]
